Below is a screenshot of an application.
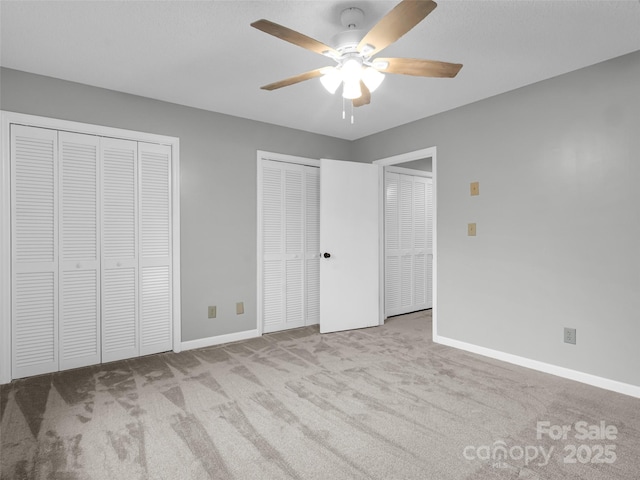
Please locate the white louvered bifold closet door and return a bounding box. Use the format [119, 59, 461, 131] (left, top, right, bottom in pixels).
[385, 172, 432, 317]
[11, 125, 59, 378]
[305, 168, 320, 326]
[262, 161, 283, 333]
[59, 132, 101, 370]
[425, 178, 433, 309]
[385, 173, 401, 315]
[284, 165, 304, 330]
[262, 159, 319, 333]
[101, 138, 139, 362]
[138, 142, 173, 356]
[412, 177, 429, 309]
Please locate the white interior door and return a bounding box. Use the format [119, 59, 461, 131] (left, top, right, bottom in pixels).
[59, 131, 101, 370]
[319, 159, 380, 334]
[101, 137, 139, 363]
[11, 125, 59, 378]
[139, 142, 173, 355]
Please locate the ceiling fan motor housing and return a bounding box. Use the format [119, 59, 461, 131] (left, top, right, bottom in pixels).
[332, 7, 366, 53]
[331, 29, 365, 53]
[340, 7, 364, 28]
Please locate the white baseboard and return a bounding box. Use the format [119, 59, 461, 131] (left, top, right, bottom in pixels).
[181, 329, 260, 352]
[433, 334, 640, 399]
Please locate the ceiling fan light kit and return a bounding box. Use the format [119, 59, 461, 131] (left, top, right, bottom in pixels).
[251, 0, 462, 122]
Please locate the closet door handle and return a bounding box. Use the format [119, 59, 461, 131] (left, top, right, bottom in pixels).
[323, 252, 331, 259]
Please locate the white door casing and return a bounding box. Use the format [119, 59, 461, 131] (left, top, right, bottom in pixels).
[373, 147, 438, 336]
[319, 159, 381, 334]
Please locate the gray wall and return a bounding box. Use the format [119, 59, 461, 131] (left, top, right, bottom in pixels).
[3, 49, 640, 388]
[0, 67, 352, 342]
[353, 50, 640, 387]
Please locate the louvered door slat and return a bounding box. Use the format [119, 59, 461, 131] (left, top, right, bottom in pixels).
[102, 267, 137, 353]
[139, 142, 172, 355]
[263, 260, 283, 328]
[263, 166, 282, 256]
[11, 125, 59, 378]
[285, 259, 304, 326]
[61, 270, 99, 360]
[285, 169, 303, 254]
[103, 143, 136, 259]
[59, 131, 101, 370]
[141, 266, 171, 351]
[102, 138, 139, 362]
[14, 272, 56, 367]
[399, 176, 413, 251]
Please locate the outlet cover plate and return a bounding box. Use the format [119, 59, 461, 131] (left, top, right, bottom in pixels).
[564, 327, 576, 345]
[236, 302, 244, 315]
[470, 181, 479, 196]
[468, 223, 476, 236]
[208, 306, 216, 319]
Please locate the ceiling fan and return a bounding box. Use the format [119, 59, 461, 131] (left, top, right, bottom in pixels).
[251, 0, 462, 110]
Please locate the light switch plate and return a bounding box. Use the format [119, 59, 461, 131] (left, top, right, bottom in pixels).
[236, 302, 244, 315]
[208, 306, 216, 319]
[468, 223, 476, 236]
[470, 181, 479, 196]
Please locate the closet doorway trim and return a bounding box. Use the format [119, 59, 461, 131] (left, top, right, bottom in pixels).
[372, 146, 437, 336]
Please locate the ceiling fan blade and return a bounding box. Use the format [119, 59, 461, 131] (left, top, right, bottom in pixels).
[375, 57, 462, 77]
[260, 67, 333, 91]
[251, 19, 340, 58]
[352, 81, 371, 107]
[357, 0, 437, 57]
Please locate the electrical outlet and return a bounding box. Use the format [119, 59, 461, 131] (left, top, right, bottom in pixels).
[470, 181, 479, 196]
[468, 223, 476, 236]
[564, 327, 576, 345]
[208, 306, 216, 319]
[236, 302, 244, 315]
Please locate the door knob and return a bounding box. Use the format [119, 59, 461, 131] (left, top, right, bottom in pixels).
[323, 252, 331, 259]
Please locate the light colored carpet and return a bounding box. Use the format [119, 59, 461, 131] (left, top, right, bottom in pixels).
[1, 310, 639, 479]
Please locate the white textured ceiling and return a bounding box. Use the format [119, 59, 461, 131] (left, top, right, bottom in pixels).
[1, 1, 639, 141]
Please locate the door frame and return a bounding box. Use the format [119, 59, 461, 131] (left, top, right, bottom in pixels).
[256, 150, 319, 336]
[372, 146, 437, 334]
[0, 111, 182, 384]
